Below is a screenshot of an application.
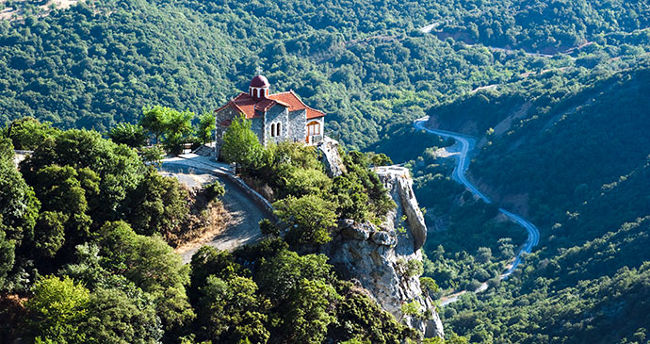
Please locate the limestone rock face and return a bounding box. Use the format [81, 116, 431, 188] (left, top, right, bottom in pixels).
[317, 137, 347, 178]
[324, 166, 444, 338]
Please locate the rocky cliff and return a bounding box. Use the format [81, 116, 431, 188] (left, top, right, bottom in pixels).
[317, 136, 347, 178]
[323, 163, 444, 338]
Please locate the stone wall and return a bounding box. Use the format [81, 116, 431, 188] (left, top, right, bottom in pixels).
[288, 109, 306, 143]
[264, 105, 290, 145]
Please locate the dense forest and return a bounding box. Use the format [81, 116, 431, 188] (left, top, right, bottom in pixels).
[411, 54, 650, 343]
[1, 117, 465, 343]
[1, 0, 649, 343]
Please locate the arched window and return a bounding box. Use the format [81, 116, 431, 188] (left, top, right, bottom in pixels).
[307, 121, 320, 136]
[276, 122, 281, 137]
[270, 123, 276, 137]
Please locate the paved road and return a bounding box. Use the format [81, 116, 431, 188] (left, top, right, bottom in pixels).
[414, 117, 541, 303]
[159, 162, 270, 263]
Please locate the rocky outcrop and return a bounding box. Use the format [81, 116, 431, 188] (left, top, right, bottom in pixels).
[375, 166, 428, 251]
[317, 137, 346, 178]
[324, 166, 444, 338]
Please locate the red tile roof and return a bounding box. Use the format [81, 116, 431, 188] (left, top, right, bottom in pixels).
[216, 90, 325, 120]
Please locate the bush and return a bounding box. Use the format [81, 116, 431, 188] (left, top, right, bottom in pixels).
[204, 181, 225, 201]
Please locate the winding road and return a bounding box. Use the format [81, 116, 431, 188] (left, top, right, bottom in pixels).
[413, 117, 540, 292]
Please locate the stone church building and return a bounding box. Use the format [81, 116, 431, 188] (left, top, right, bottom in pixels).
[214, 74, 326, 158]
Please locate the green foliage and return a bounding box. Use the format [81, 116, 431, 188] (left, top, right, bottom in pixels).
[196, 112, 216, 144]
[26, 276, 90, 344]
[77, 287, 163, 344]
[204, 180, 225, 202]
[221, 115, 264, 170]
[420, 277, 440, 295]
[140, 106, 196, 154]
[97, 221, 189, 293]
[0, 147, 40, 243]
[198, 275, 270, 343]
[139, 145, 165, 167]
[4, 117, 60, 150]
[33, 211, 66, 258]
[127, 167, 189, 236]
[274, 194, 337, 246]
[280, 278, 341, 344]
[108, 123, 147, 148]
[256, 249, 333, 303]
[0, 228, 15, 289]
[22, 128, 144, 222]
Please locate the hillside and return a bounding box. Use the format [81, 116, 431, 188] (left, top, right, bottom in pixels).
[417, 65, 650, 343]
[0, 0, 610, 149]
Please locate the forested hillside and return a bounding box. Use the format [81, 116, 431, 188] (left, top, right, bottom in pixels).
[1, 0, 614, 148]
[417, 57, 650, 344]
[1, 0, 650, 343]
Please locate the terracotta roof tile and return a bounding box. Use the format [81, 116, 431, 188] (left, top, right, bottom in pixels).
[216, 90, 325, 120]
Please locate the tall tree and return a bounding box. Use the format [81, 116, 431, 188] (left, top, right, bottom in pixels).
[220, 115, 264, 170]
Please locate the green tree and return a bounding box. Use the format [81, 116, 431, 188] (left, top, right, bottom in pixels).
[196, 112, 216, 144]
[4, 117, 60, 150]
[163, 108, 195, 155]
[139, 145, 165, 167]
[220, 115, 263, 170]
[127, 167, 189, 236]
[280, 278, 341, 343]
[274, 194, 337, 246]
[33, 211, 66, 258]
[198, 275, 270, 343]
[77, 288, 163, 344]
[0, 140, 40, 243]
[256, 249, 332, 302]
[140, 106, 169, 144]
[26, 276, 90, 344]
[22, 129, 143, 222]
[108, 123, 147, 148]
[0, 228, 15, 289]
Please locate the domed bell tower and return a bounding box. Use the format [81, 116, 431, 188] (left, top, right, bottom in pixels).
[249, 69, 270, 99]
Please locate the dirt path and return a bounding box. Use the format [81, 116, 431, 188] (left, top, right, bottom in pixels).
[160, 163, 270, 263]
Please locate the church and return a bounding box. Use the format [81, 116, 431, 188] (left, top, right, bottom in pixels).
[214, 73, 326, 158]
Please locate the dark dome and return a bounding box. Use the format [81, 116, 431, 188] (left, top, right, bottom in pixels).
[249, 75, 270, 88]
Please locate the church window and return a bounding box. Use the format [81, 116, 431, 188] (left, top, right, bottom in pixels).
[276, 122, 281, 136]
[307, 121, 320, 136]
[270, 123, 276, 137]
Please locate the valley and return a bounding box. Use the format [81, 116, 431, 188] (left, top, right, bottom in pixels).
[414, 118, 540, 305]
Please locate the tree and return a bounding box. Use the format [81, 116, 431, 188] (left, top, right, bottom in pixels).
[97, 221, 189, 293]
[108, 123, 147, 148]
[274, 194, 337, 246]
[140, 106, 169, 144]
[280, 278, 341, 343]
[77, 288, 163, 344]
[196, 112, 216, 144]
[4, 117, 60, 150]
[127, 167, 189, 236]
[256, 249, 332, 302]
[139, 145, 165, 167]
[220, 115, 263, 170]
[0, 228, 15, 289]
[0, 143, 40, 242]
[30, 165, 96, 250]
[33, 211, 66, 258]
[26, 276, 90, 344]
[22, 129, 144, 222]
[198, 275, 270, 343]
[163, 108, 195, 155]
